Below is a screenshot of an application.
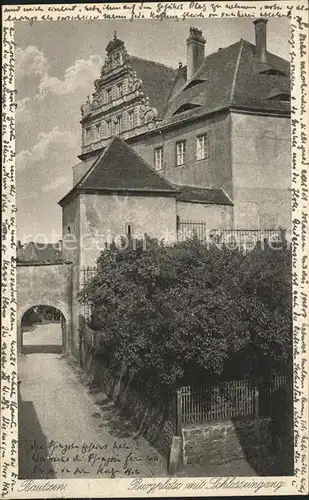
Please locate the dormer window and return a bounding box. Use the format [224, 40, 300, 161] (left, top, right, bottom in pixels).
[259, 69, 287, 76]
[174, 103, 201, 115]
[267, 93, 290, 102]
[184, 79, 207, 90]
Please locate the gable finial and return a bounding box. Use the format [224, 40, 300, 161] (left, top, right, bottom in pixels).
[114, 30, 117, 40]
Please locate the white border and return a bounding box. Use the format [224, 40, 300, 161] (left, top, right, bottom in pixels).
[1, 1, 308, 498]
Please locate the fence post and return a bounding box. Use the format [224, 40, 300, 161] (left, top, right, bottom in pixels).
[175, 389, 182, 437]
[254, 380, 261, 471]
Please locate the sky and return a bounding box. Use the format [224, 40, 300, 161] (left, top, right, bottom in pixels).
[15, 18, 290, 243]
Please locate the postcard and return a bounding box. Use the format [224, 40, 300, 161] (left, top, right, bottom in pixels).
[1, 1, 308, 498]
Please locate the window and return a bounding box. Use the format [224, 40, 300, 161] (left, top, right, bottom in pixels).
[128, 110, 134, 129]
[85, 127, 91, 144]
[95, 123, 101, 140]
[196, 133, 208, 160]
[106, 88, 112, 102]
[154, 147, 164, 171]
[117, 83, 123, 97]
[176, 140, 186, 166]
[125, 223, 133, 236]
[115, 115, 123, 134]
[106, 120, 111, 136]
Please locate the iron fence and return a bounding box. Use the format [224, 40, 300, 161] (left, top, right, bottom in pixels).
[80, 266, 97, 320]
[177, 221, 287, 251]
[177, 374, 291, 425]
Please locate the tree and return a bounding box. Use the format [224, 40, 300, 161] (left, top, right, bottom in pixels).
[79, 236, 292, 395]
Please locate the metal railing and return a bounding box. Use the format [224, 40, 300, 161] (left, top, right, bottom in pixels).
[177, 221, 287, 251]
[177, 374, 291, 425]
[80, 266, 98, 320]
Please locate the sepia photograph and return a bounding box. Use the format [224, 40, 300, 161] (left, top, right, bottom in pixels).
[11, 13, 295, 484]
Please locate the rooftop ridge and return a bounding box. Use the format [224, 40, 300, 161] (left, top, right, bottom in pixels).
[167, 40, 244, 107]
[76, 137, 115, 188]
[229, 39, 245, 105]
[130, 54, 176, 71]
[80, 135, 178, 193]
[243, 38, 290, 64]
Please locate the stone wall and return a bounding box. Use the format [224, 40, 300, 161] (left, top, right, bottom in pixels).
[230, 111, 291, 230]
[182, 417, 271, 471]
[77, 319, 293, 475]
[79, 192, 177, 267]
[176, 201, 234, 228]
[79, 318, 174, 459]
[62, 196, 81, 356]
[130, 111, 233, 198]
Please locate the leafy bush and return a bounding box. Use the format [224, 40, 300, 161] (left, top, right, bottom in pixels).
[22, 307, 41, 327]
[79, 237, 292, 394]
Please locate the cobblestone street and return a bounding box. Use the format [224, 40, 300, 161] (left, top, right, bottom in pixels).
[18, 325, 167, 479]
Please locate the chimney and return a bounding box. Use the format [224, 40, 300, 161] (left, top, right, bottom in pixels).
[186, 27, 206, 81]
[253, 18, 268, 63]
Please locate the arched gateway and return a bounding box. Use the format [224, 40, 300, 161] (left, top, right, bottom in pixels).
[17, 262, 72, 353]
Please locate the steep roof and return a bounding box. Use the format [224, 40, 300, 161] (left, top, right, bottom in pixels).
[72, 156, 98, 186]
[176, 186, 233, 206]
[59, 136, 178, 206]
[163, 39, 290, 120]
[130, 56, 176, 117]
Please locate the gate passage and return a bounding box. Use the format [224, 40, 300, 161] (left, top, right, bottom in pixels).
[17, 262, 72, 353]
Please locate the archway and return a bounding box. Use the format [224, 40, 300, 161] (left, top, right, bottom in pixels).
[20, 304, 67, 354]
[18, 297, 70, 354]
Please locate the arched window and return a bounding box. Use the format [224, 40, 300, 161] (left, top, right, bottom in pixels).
[95, 123, 101, 140]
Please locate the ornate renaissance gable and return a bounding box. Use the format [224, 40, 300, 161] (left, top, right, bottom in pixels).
[80, 32, 162, 156]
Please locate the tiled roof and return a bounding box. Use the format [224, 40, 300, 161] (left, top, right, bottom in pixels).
[130, 56, 176, 117]
[163, 40, 290, 120]
[72, 156, 98, 186]
[81, 136, 178, 192]
[176, 185, 233, 206]
[59, 137, 178, 205]
[231, 41, 290, 112]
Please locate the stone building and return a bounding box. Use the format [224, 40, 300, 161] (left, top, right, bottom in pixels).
[60, 19, 290, 258]
[58, 20, 291, 353]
